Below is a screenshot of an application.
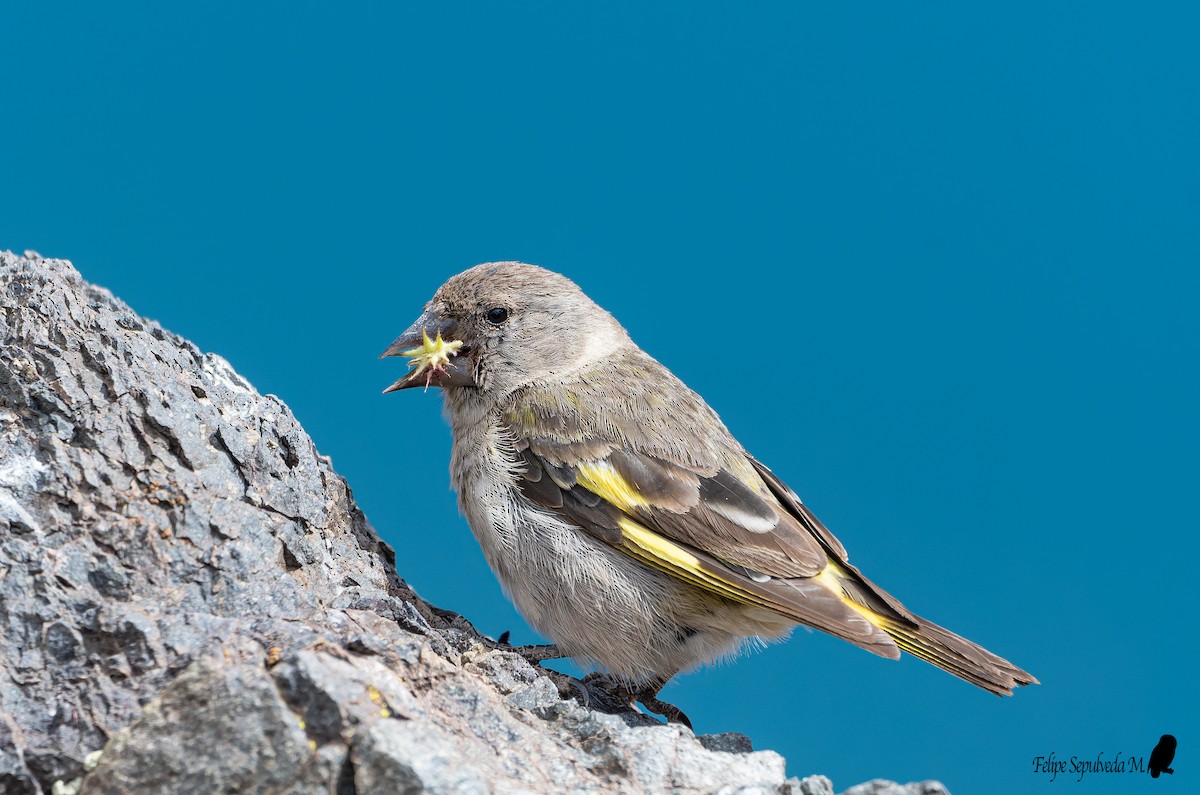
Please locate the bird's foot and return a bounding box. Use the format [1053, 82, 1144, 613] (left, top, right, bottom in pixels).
[508, 643, 565, 663]
[574, 673, 693, 729]
[489, 634, 690, 728]
[636, 689, 693, 730]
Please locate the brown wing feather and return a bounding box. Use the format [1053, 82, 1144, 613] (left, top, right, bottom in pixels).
[606, 450, 827, 577]
[516, 448, 621, 544]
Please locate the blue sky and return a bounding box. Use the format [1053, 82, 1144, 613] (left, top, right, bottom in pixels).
[3, 4, 1197, 793]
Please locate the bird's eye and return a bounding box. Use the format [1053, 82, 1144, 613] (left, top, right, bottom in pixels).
[486, 307, 510, 325]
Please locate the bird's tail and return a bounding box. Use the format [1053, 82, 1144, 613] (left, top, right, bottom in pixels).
[875, 612, 1039, 696]
[811, 560, 1038, 696]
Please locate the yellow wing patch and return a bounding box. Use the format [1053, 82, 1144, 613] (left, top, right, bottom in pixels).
[616, 516, 800, 612]
[619, 515, 890, 632]
[572, 458, 890, 634]
[815, 563, 886, 629]
[576, 461, 649, 512]
[573, 459, 773, 605]
[617, 517, 746, 603]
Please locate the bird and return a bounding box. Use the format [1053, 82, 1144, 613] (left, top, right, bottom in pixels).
[381, 261, 1037, 724]
[1148, 734, 1176, 778]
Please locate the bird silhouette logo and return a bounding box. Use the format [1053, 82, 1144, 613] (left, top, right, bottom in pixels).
[1148, 734, 1177, 778]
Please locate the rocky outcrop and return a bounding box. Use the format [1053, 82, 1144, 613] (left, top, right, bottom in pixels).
[0, 251, 948, 794]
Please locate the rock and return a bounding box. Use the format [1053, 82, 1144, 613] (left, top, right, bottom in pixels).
[83, 645, 314, 795]
[0, 251, 953, 794]
[839, 781, 951, 795]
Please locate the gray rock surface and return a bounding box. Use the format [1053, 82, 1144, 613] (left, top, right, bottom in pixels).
[839, 782, 950, 795]
[0, 251, 951, 795]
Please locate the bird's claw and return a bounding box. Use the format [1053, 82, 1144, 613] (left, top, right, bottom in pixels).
[574, 673, 693, 729]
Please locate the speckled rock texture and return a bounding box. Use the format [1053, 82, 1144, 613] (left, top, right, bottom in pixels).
[0, 251, 950, 795]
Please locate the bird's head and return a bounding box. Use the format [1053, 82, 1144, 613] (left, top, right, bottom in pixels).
[381, 262, 630, 396]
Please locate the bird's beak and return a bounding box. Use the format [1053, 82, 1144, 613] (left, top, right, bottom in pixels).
[379, 309, 476, 392]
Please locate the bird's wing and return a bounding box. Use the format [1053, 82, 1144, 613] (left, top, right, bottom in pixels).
[503, 368, 830, 578]
[503, 369, 907, 654]
[513, 442, 822, 572]
[513, 444, 895, 653]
